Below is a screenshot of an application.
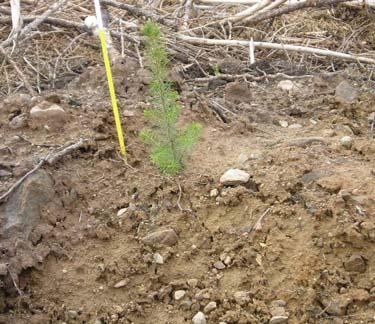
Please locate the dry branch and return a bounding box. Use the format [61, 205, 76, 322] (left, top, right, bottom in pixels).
[1, 0, 67, 48]
[178, 35, 375, 64]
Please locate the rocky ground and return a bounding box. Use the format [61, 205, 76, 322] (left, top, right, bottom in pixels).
[0, 34, 375, 324]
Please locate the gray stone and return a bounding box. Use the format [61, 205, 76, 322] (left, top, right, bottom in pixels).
[67, 310, 77, 320]
[213, 261, 226, 270]
[289, 123, 302, 129]
[269, 316, 288, 324]
[220, 169, 250, 186]
[30, 103, 68, 128]
[210, 189, 219, 197]
[368, 112, 375, 122]
[344, 254, 366, 273]
[271, 300, 287, 307]
[277, 80, 296, 92]
[0, 170, 56, 239]
[187, 279, 198, 288]
[180, 299, 192, 310]
[279, 120, 289, 128]
[270, 306, 286, 317]
[0, 169, 12, 178]
[0, 263, 7, 276]
[335, 81, 358, 104]
[9, 113, 28, 129]
[114, 279, 129, 288]
[203, 301, 217, 313]
[192, 311, 206, 324]
[142, 228, 178, 246]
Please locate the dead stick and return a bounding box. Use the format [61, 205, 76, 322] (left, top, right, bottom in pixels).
[0, 44, 36, 95]
[1, 0, 67, 48]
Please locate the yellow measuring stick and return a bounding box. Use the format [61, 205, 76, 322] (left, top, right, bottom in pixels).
[94, 0, 126, 158]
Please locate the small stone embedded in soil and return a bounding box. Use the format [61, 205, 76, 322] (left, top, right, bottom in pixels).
[279, 120, 289, 128]
[142, 228, 178, 246]
[213, 261, 226, 270]
[187, 279, 198, 288]
[30, 103, 68, 127]
[335, 81, 358, 104]
[220, 169, 250, 186]
[117, 208, 127, 217]
[270, 306, 286, 317]
[204, 301, 217, 313]
[277, 80, 296, 92]
[180, 300, 192, 310]
[0, 263, 7, 276]
[210, 188, 219, 197]
[269, 315, 288, 324]
[289, 123, 302, 129]
[192, 311, 206, 324]
[271, 300, 287, 307]
[368, 112, 375, 122]
[114, 279, 129, 288]
[340, 136, 353, 149]
[9, 113, 27, 129]
[153, 253, 164, 264]
[234, 291, 251, 305]
[344, 254, 366, 273]
[67, 310, 77, 320]
[0, 169, 12, 178]
[123, 109, 135, 117]
[174, 290, 186, 300]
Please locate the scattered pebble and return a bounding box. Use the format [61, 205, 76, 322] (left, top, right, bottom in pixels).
[174, 290, 186, 301]
[368, 112, 375, 122]
[30, 103, 68, 127]
[123, 109, 135, 117]
[210, 189, 219, 197]
[220, 169, 250, 186]
[269, 315, 289, 324]
[213, 261, 226, 270]
[117, 208, 127, 217]
[288, 123, 302, 129]
[142, 228, 178, 246]
[192, 311, 206, 324]
[67, 310, 77, 320]
[340, 136, 353, 149]
[344, 254, 366, 273]
[277, 80, 297, 92]
[0, 263, 7, 276]
[187, 279, 198, 288]
[279, 120, 289, 128]
[234, 291, 251, 305]
[153, 253, 164, 264]
[270, 306, 286, 317]
[180, 300, 192, 310]
[203, 301, 217, 313]
[0, 170, 12, 178]
[335, 81, 358, 104]
[114, 279, 128, 288]
[9, 113, 27, 129]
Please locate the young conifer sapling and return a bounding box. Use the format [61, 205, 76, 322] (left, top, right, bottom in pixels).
[140, 21, 201, 174]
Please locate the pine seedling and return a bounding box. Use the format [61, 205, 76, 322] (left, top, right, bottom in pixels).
[140, 21, 201, 174]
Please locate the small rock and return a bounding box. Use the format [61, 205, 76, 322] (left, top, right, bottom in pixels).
[0, 170, 12, 178]
[220, 169, 250, 186]
[0, 263, 7, 276]
[224, 82, 252, 103]
[289, 123, 302, 129]
[335, 81, 358, 104]
[153, 253, 164, 264]
[340, 136, 353, 149]
[192, 311, 206, 324]
[277, 80, 296, 92]
[117, 208, 127, 217]
[213, 261, 226, 270]
[344, 254, 366, 273]
[270, 306, 286, 317]
[114, 279, 128, 288]
[269, 315, 288, 324]
[271, 300, 287, 307]
[204, 301, 217, 313]
[180, 300, 192, 310]
[174, 290, 186, 301]
[238, 153, 250, 164]
[30, 103, 68, 128]
[195, 289, 211, 300]
[142, 228, 178, 246]
[187, 279, 198, 288]
[67, 310, 77, 320]
[279, 120, 289, 128]
[234, 291, 251, 306]
[123, 110, 135, 117]
[368, 112, 375, 122]
[210, 189, 219, 197]
[9, 113, 28, 129]
[223, 255, 232, 265]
